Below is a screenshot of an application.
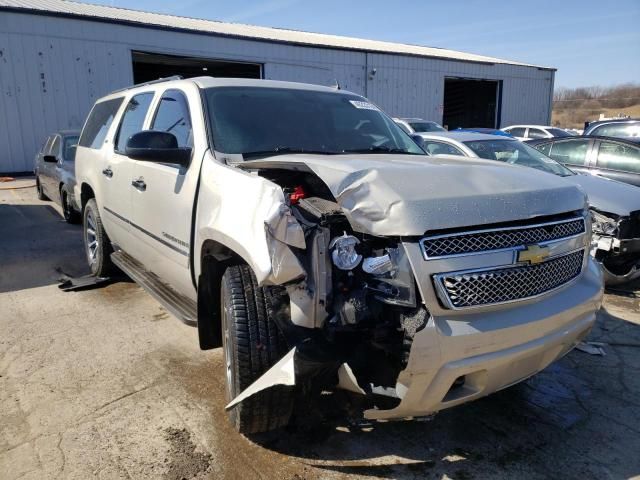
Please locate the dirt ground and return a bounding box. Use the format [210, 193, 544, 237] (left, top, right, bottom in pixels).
[1, 178, 639, 480]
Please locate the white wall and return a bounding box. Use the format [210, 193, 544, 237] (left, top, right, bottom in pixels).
[0, 11, 554, 172]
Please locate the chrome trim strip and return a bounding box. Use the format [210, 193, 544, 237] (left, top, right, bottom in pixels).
[433, 248, 586, 310]
[420, 216, 586, 260]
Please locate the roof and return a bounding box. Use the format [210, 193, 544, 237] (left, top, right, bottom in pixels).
[191, 77, 348, 93]
[0, 0, 554, 70]
[419, 131, 512, 142]
[527, 135, 640, 146]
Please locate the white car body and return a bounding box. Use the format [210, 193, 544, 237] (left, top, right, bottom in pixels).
[502, 125, 574, 141]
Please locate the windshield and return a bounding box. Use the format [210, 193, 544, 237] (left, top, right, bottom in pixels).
[408, 121, 446, 133]
[547, 128, 574, 137]
[204, 87, 424, 158]
[463, 139, 575, 177]
[63, 135, 79, 161]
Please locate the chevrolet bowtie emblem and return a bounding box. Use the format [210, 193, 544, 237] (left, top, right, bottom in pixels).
[517, 244, 550, 265]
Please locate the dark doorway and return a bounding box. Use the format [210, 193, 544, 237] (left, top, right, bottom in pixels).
[131, 51, 262, 83]
[442, 78, 500, 130]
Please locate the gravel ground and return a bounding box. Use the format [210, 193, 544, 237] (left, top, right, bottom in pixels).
[1, 178, 639, 480]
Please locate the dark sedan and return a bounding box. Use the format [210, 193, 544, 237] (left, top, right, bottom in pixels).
[583, 118, 640, 139]
[528, 136, 640, 187]
[34, 130, 81, 223]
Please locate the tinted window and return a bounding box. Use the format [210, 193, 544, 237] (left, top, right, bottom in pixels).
[151, 90, 192, 147]
[49, 136, 61, 156]
[205, 87, 423, 157]
[508, 127, 526, 137]
[591, 122, 640, 138]
[536, 143, 552, 156]
[79, 97, 124, 149]
[527, 128, 547, 139]
[597, 141, 640, 173]
[423, 141, 464, 156]
[63, 135, 79, 162]
[408, 121, 446, 133]
[547, 139, 590, 166]
[42, 136, 54, 154]
[464, 139, 574, 176]
[115, 93, 154, 152]
[395, 121, 411, 134]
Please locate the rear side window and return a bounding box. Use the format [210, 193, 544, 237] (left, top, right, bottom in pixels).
[115, 93, 154, 153]
[508, 127, 526, 137]
[527, 128, 546, 139]
[151, 90, 193, 147]
[423, 141, 464, 156]
[548, 139, 591, 166]
[597, 141, 640, 173]
[591, 122, 640, 138]
[79, 97, 124, 149]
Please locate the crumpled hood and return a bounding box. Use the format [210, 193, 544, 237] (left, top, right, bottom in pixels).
[563, 174, 640, 217]
[241, 154, 587, 236]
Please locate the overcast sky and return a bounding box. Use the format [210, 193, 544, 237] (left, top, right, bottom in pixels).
[87, 0, 640, 89]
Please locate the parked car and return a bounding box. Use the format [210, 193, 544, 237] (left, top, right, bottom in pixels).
[393, 117, 446, 134]
[34, 130, 81, 223]
[527, 136, 640, 187]
[75, 77, 601, 434]
[502, 125, 576, 141]
[420, 131, 640, 284]
[454, 127, 513, 137]
[583, 118, 640, 140]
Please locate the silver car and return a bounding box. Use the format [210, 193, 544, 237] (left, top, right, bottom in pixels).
[34, 130, 81, 223]
[418, 131, 640, 284]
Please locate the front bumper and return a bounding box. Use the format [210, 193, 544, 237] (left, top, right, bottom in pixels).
[364, 257, 603, 420]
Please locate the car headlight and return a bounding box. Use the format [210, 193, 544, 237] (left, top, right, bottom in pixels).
[362, 247, 416, 307]
[329, 233, 362, 270]
[591, 211, 618, 236]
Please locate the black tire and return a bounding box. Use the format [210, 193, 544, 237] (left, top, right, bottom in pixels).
[83, 198, 114, 277]
[36, 177, 48, 200]
[221, 264, 295, 434]
[61, 187, 81, 224]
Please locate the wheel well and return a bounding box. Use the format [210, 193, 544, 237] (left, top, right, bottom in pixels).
[59, 182, 65, 196]
[197, 240, 244, 350]
[80, 183, 95, 211]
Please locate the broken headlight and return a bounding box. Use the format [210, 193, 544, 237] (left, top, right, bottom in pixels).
[329, 233, 363, 270]
[591, 211, 618, 236]
[363, 247, 416, 307]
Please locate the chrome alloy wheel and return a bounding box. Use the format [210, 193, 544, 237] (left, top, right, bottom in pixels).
[85, 210, 98, 265]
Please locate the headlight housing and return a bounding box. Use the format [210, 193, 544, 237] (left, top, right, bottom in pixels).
[362, 247, 416, 307]
[329, 233, 362, 270]
[591, 210, 618, 236]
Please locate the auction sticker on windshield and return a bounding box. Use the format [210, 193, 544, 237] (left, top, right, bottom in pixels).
[350, 100, 380, 110]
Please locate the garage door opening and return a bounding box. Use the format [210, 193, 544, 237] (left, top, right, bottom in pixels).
[131, 51, 262, 83]
[442, 78, 501, 130]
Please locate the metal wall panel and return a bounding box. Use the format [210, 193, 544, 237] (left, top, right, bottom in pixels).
[0, 11, 553, 172]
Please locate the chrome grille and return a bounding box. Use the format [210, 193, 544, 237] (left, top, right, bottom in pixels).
[421, 218, 585, 259]
[435, 250, 584, 309]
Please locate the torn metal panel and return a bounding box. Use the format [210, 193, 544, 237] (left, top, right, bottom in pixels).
[240, 154, 587, 236]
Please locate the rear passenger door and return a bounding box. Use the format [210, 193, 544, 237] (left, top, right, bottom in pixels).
[129, 87, 204, 299]
[592, 140, 640, 187]
[545, 138, 594, 175]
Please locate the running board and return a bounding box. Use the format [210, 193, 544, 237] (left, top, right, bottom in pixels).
[111, 251, 197, 327]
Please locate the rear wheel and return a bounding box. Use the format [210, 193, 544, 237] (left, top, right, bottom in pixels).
[36, 177, 48, 200]
[83, 199, 114, 277]
[221, 264, 295, 434]
[61, 188, 81, 224]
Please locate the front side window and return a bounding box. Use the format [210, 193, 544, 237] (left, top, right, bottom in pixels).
[205, 87, 424, 158]
[63, 135, 80, 162]
[591, 122, 640, 138]
[115, 93, 154, 153]
[151, 90, 193, 148]
[408, 121, 446, 133]
[464, 139, 574, 177]
[547, 139, 590, 166]
[79, 97, 124, 149]
[527, 128, 547, 139]
[49, 136, 61, 157]
[423, 141, 464, 156]
[597, 141, 640, 173]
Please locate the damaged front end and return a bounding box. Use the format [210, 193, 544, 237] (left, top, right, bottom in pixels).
[229, 172, 429, 418]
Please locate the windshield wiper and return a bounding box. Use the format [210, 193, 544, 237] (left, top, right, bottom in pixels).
[242, 147, 338, 159]
[341, 146, 419, 154]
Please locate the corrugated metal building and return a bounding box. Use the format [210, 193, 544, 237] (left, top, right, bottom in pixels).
[0, 0, 555, 173]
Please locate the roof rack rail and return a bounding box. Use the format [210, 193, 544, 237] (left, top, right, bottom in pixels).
[109, 75, 183, 94]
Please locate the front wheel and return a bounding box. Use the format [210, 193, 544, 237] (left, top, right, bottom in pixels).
[36, 176, 48, 200]
[62, 187, 81, 224]
[83, 199, 114, 277]
[221, 265, 295, 434]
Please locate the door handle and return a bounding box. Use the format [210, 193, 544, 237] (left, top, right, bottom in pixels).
[102, 167, 113, 178]
[131, 178, 146, 191]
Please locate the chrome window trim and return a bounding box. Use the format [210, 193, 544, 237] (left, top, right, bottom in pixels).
[433, 247, 586, 310]
[420, 216, 586, 260]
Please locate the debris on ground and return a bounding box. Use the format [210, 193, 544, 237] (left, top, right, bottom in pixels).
[575, 341, 606, 356]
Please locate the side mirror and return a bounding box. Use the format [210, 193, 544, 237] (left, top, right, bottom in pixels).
[410, 134, 426, 150]
[43, 155, 58, 163]
[125, 131, 191, 166]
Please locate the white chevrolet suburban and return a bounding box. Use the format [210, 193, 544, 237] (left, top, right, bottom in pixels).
[75, 77, 603, 434]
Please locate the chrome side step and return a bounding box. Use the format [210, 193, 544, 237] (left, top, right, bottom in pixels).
[111, 250, 197, 327]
